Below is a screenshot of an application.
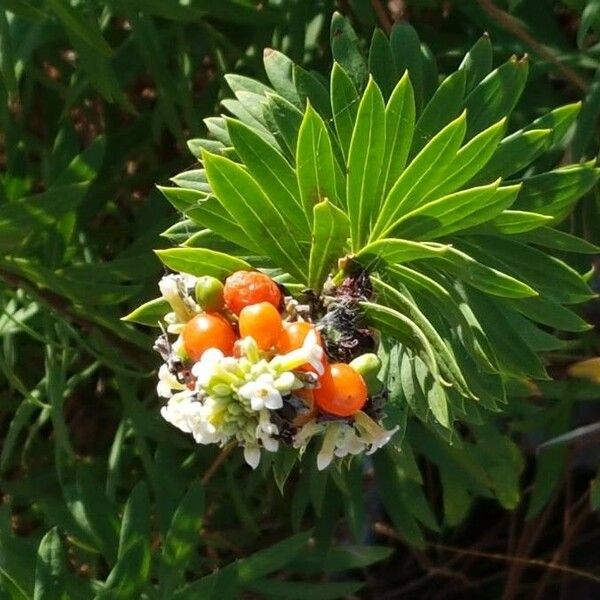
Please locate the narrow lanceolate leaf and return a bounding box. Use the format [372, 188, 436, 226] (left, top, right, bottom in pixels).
[159, 482, 205, 595]
[186, 195, 260, 253]
[458, 237, 595, 305]
[355, 239, 450, 270]
[122, 298, 170, 326]
[523, 102, 580, 145]
[373, 278, 474, 398]
[361, 302, 443, 386]
[156, 248, 250, 278]
[371, 112, 467, 240]
[463, 56, 529, 138]
[390, 23, 424, 112]
[513, 162, 600, 222]
[379, 72, 415, 198]
[293, 65, 331, 118]
[203, 151, 307, 281]
[227, 118, 310, 239]
[347, 77, 386, 250]
[473, 129, 552, 183]
[432, 247, 537, 298]
[515, 227, 600, 253]
[459, 34, 493, 92]
[264, 93, 304, 158]
[296, 104, 342, 221]
[426, 118, 506, 200]
[466, 210, 552, 235]
[510, 295, 591, 332]
[263, 48, 300, 106]
[34, 528, 65, 600]
[368, 28, 397, 100]
[330, 12, 367, 91]
[330, 63, 359, 162]
[308, 201, 350, 292]
[411, 69, 466, 156]
[392, 182, 521, 240]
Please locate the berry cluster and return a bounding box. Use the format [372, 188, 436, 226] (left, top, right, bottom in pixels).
[155, 270, 397, 470]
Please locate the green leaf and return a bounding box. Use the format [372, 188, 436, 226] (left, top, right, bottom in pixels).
[227, 118, 310, 240]
[186, 195, 260, 254]
[523, 102, 581, 146]
[371, 112, 466, 240]
[427, 118, 506, 200]
[459, 34, 493, 92]
[361, 301, 442, 385]
[392, 182, 521, 240]
[158, 186, 204, 212]
[431, 247, 538, 298]
[46, 0, 112, 57]
[263, 48, 300, 106]
[330, 63, 360, 162]
[296, 104, 343, 221]
[159, 481, 205, 595]
[374, 278, 473, 398]
[264, 93, 304, 158]
[411, 69, 466, 156]
[236, 531, 312, 583]
[330, 12, 367, 91]
[203, 151, 307, 280]
[509, 295, 591, 332]
[308, 201, 349, 292]
[390, 23, 424, 113]
[373, 449, 425, 547]
[463, 56, 529, 138]
[368, 28, 397, 99]
[34, 528, 65, 600]
[293, 66, 331, 118]
[155, 248, 250, 278]
[356, 239, 451, 270]
[347, 77, 386, 249]
[101, 482, 151, 599]
[473, 129, 552, 183]
[515, 226, 600, 253]
[458, 236, 594, 305]
[290, 545, 392, 573]
[171, 170, 210, 194]
[466, 210, 552, 234]
[513, 163, 600, 222]
[378, 72, 415, 198]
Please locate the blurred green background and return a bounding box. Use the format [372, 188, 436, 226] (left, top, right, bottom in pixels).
[1, 1, 600, 598]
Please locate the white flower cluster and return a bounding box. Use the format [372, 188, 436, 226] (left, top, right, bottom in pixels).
[155, 274, 398, 470]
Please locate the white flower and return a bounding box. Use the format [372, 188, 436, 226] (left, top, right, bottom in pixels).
[269, 328, 325, 375]
[317, 423, 342, 470]
[156, 364, 185, 398]
[160, 394, 202, 435]
[238, 374, 283, 411]
[192, 348, 224, 387]
[334, 425, 367, 458]
[354, 411, 399, 454]
[159, 274, 194, 323]
[293, 419, 324, 450]
[244, 444, 261, 469]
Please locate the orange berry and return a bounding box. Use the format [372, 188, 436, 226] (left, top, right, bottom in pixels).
[276, 321, 326, 373]
[182, 313, 236, 361]
[223, 270, 282, 315]
[239, 302, 283, 350]
[314, 363, 368, 417]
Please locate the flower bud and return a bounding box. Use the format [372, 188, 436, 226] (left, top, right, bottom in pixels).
[195, 276, 225, 311]
[349, 353, 382, 394]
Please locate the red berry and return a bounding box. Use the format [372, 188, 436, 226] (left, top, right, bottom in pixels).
[223, 270, 282, 315]
[314, 363, 367, 417]
[239, 302, 283, 350]
[182, 313, 236, 361]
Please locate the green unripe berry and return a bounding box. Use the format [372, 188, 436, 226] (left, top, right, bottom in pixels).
[195, 276, 225, 311]
[349, 353, 382, 394]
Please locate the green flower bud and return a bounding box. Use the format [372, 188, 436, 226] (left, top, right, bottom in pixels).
[195, 276, 225, 311]
[349, 353, 382, 394]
